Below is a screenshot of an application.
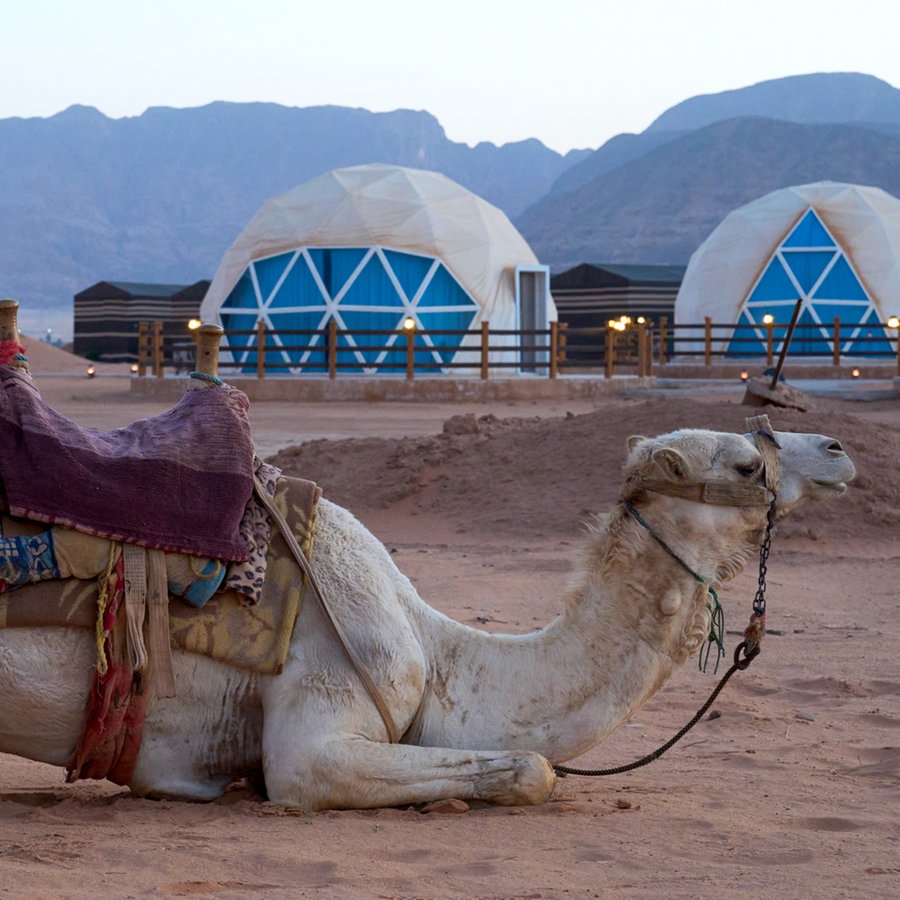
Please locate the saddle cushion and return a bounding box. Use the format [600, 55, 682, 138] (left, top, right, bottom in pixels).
[0, 368, 256, 561]
[0, 475, 321, 675]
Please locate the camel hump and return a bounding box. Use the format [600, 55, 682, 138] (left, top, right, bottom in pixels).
[193, 324, 225, 379]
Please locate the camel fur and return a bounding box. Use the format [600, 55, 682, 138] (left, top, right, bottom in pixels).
[0, 427, 854, 810]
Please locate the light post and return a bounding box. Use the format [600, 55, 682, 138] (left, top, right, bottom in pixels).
[888, 316, 900, 376]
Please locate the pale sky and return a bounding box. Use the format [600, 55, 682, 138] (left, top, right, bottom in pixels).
[3, 0, 899, 153]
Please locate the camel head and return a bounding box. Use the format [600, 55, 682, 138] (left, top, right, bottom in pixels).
[623, 427, 855, 520]
[610, 427, 855, 663]
[618, 427, 855, 589]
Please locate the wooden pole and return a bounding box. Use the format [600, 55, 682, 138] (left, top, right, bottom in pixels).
[0, 299, 27, 371]
[194, 324, 224, 378]
[644, 326, 653, 377]
[704, 316, 712, 368]
[152, 321, 164, 378]
[328, 319, 338, 379]
[766, 320, 774, 367]
[768, 297, 803, 390]
[833, 317, 841, 367]
[405, 322, 415, 381]
[480, 320, 489, 380]
[605, 327, 615, 378]
[637, 321, 647, 377]
[658, 316, 668, 366]
[256, 320, 266, 379]
[557, 321, 567, 373]
[549, 320, 558, 379]
[0, 298, 20, 345]
[137, 322, 148, 377]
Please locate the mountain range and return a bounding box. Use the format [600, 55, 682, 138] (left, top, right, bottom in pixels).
[2, 71, 900, 341]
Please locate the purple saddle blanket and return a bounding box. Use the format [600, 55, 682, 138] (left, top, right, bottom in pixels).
[0, 368, 256, 561]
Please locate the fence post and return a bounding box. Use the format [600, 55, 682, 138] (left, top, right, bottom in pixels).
[480, 321, 489, 380]
[605, 327, 615, 378]
[137, 322, 148, 377]
[895, 324, 900, 377]
[256, 320, 266, 379]
[549, 321, 558, 379]
[658, 317, 668, 366]
[152, 321, 164, 378]
[704, 317, 712, 368]
[328, 320, 338, 379]
[557, 321, 568, 373]
[644, 326, 653, 377]
[406, 321, 415, 381]
[637, 321, 647, 377]
[833, 317, 841, 367]
[766, 320, 774, 367]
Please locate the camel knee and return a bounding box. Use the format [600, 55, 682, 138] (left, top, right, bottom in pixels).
[509, 752, 557, 805]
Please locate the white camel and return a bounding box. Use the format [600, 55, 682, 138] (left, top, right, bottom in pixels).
[0, 419, 854, 810]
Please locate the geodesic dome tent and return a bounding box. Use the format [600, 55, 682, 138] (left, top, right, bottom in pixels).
[199, 164, 554, 373]
[674, 182, 900, 357]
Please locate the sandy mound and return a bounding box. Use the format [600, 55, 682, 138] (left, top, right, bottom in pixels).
[270, 394, 899, 543]
[17, 334, 130, 375]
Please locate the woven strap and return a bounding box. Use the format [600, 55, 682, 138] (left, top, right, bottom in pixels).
[745, 414, 781, 495]
[253, 478, 400, 744]
[634, 479, 770, 507]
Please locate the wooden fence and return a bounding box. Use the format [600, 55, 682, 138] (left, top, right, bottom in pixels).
[136, 316, 900, 379]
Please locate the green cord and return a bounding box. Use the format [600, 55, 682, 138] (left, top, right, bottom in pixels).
[698, 586, 725, 674]
[625, 502, 726, 674]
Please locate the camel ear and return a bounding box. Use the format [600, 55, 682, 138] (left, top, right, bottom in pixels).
[627, 435, 649, 452]
[651, 447, 688, 481]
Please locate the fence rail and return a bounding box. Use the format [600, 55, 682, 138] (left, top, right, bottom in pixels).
[136, 316, 900, 379]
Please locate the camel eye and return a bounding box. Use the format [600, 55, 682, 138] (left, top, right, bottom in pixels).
[736, 460, 762, 478]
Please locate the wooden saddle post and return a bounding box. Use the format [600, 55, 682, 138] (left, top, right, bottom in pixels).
[193, 323, 225, 380]
[0, 299, 28, 371]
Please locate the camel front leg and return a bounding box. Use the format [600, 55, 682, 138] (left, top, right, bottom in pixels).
[262, 733, 557, 811]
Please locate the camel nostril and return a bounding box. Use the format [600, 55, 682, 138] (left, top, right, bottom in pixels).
[826, 440, 844, 454]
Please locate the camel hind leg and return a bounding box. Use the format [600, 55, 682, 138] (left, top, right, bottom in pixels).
[262, 722, 556, 811]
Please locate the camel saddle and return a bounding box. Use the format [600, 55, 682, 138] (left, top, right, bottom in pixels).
[0, 367, 256, 561]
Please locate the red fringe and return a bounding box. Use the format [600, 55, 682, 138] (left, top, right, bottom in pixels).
[0, 341, 26, 365]
[66, 555, 149, 786]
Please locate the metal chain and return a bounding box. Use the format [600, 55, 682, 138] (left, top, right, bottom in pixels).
[554, 495, 778, 780]
[752, 504, 776, 621]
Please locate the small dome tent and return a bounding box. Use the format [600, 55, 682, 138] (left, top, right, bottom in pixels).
[674, 182, 900, 357]
[200, 164, 554, 373]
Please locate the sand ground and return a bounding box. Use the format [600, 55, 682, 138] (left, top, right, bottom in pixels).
[1, 366, 897, 899]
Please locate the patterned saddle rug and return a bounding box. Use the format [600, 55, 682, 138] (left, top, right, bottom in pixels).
[0, 367, 257, 561]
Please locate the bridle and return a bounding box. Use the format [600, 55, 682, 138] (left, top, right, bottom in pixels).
[553, 414, 781, 778]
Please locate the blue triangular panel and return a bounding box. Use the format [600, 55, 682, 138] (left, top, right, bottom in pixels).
[845, 307, 894, 357]
[782, 209, 835, 248]
[222, 270, 258, 312]
[339, 309, 404, 365]
[746, 258, 798, 303]
[382, 249, 434, 301]
[415, 264, 478, 311]
[307, 248, 368, 298]
[267, 255, 325, 309]
[812, 302, 872, 328]
[791, 308, 830, 355]
[341, 256, 403, 311]
[726, 309, 765, 357]
[252, 252, 295, 303]
[782, 250, 836, 294]
[417, 307, 478, 333]
[812, 256, 869, 301]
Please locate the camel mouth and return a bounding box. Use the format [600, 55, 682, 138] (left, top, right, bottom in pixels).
[811, 480, 847, 495]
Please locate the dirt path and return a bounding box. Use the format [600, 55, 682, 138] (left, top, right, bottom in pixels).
[1, 377, 897, 898]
